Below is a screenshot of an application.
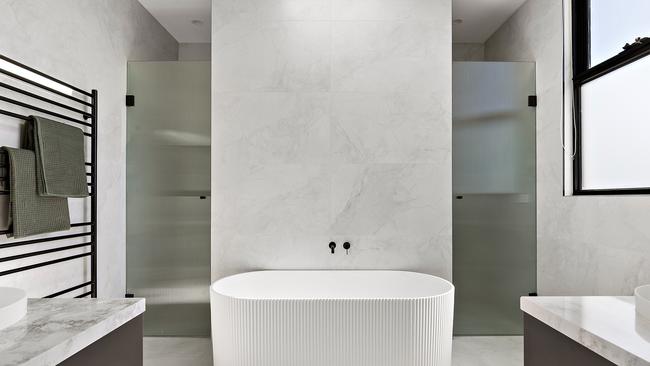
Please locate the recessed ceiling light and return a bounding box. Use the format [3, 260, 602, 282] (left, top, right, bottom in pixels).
[453, 18, 463, 24]
[191, 19, 203, 26]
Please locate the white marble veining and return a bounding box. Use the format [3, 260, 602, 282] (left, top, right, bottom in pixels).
[330, 164, 447, 236]
[485, 0, 650, 295]
[521, 296, 650, 366]
[213, 22, 330, 92]
[0, 0, 178, 298]
[331, 21, 446, 93]
[213, 93, 330, 164]
[212, 0, 452, 281]
[331, 92, 450, 164]
[0, 298, 145, 366]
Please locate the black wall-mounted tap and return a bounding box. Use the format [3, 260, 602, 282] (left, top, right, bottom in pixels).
[343, 242, 351, 254]
[329, 241, 336, 254]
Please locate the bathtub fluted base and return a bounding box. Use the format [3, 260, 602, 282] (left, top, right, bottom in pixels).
[211, 294, 454, 366]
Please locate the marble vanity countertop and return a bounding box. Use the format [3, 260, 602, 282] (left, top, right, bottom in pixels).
[521, 296, 650, 366]
[0, 298, 145, 366]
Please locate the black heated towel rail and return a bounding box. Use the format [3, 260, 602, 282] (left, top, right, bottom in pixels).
[0, 54, 97, 298]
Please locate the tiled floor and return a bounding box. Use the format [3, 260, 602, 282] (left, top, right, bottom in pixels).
[143, 336, 523, 366]
[143, 337, 213, 366]
[452, 336, 523, 366]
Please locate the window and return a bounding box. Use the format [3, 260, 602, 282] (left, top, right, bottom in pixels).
[572, 0, 650, 194]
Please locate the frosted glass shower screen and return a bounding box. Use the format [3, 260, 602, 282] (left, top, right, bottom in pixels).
[452, 62, 536, 335]
[127, 62, 210, 336]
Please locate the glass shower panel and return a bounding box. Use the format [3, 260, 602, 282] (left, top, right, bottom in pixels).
[452, 62, 536, 335]
[127, 62, 210, 336]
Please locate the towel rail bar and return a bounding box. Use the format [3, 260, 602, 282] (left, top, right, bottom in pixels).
[0, 110, 92, 136]
[45, 281, 93, 298]
[0, 55, 93, 98]
[0, 149, 93, 193]
[0, 220, 91, 234]
[0, 68, 93, 108]
[0, 54, 97, 298]
[0, 242, 91, 263]
[0, 81, 91, 118]
[0, 231, 91, 249]
[0, 108, 28, 120]
[0, 223, 91, 236]
[0, 96, 92, 127]
[0, 252, 92, 277]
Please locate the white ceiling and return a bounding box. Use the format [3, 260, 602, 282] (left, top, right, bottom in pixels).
[138, 0, 524, 45]
[452, 0, 528, 43]
[138, 0, 211, 43]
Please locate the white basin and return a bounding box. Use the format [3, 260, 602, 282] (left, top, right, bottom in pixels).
[635, 285, 650, 320]
[0, 287, 27, 331]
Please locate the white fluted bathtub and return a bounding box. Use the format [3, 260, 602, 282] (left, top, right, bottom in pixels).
[210, 270, 454, 366]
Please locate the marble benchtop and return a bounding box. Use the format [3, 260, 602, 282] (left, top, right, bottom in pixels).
[0, 298, 145, 366]
[521, 296, 650, 366]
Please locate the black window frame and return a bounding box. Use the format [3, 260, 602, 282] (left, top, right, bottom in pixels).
[572, 0, 650, 195]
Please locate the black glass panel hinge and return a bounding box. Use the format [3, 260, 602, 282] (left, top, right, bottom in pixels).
[126, 95, 135, 107]
[528, 95, 537, 107]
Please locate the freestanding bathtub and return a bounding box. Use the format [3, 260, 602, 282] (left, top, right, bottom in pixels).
[210, 270, 454, 366]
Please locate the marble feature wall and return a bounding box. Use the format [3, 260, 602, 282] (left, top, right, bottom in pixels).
[452, 43, 485, 61]
[211, 0, 452, 281]
[485, 0, 650, 295]
[0, 0, 178, 298]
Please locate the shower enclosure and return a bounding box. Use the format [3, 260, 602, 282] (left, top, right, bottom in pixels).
[452, 62, 537, 335]
[126, 62, 210, 336]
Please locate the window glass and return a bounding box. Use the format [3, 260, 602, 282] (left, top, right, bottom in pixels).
[580, 55, 650, 189]
[590, 0, 650, 66]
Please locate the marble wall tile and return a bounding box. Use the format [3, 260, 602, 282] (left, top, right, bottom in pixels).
[212, 0, 452, 281]
[331, 92, 450, 164]
[331, 0, 447, 21]
[485, 0, 650, 295]
[214, 93, 330, 164]
[0, 0, 178, 298]
[213, 21, 331, 92]
[330, 164, 449, 237]
[212, 235, 329, 278]
[331, 21, 448, 93]
[212, 233, 452, 280]
[213, 163, 330, 237]
[213, 0, 331, 27]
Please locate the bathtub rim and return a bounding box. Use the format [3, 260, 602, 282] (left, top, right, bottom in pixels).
[210, 270, 454, 301]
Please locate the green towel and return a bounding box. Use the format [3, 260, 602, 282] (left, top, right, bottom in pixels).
[2, 147, 70, 238]
[23, 116, 89, 197]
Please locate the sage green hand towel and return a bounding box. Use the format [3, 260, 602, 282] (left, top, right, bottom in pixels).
[2, 147, 70, 238]
[23, 116, 89, 197]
